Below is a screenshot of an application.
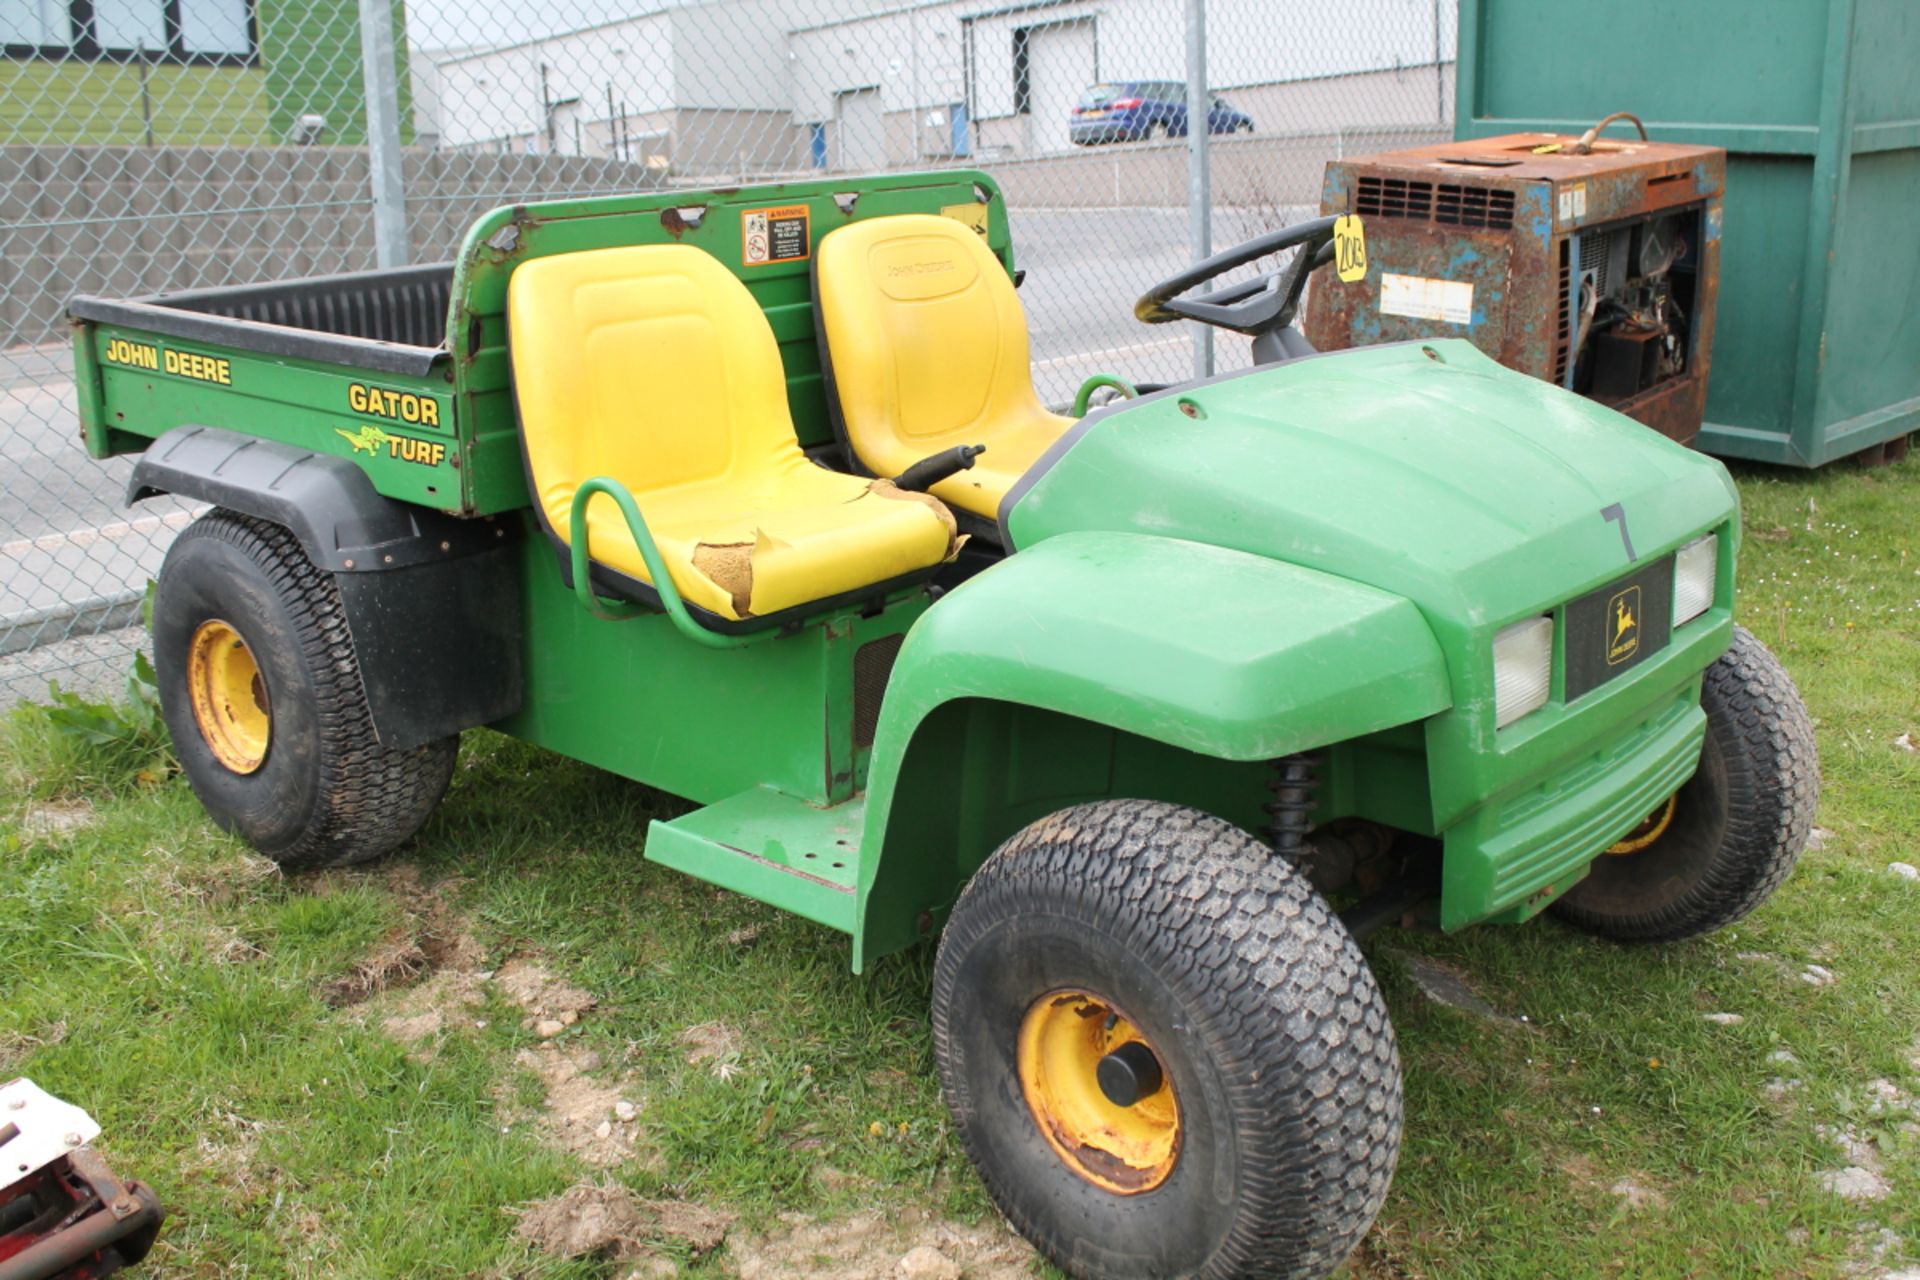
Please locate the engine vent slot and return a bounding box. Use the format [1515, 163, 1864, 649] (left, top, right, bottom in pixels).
[1554, 237, 1572, 386]
[1434, 184, 1515, 230]
[1355, 176, 1433, 221]
[852, 633, 904, 749]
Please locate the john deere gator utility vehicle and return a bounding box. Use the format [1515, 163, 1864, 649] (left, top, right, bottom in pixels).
[69, 169, 1817, 1279]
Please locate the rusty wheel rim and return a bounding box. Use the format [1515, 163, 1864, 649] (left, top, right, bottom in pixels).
[1606, 793, 1678, 856]
[186, 618, 271, 774]
[1016, 988, 1180, 1195]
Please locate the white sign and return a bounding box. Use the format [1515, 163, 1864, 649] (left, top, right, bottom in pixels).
[1379, 274, 1475, 326]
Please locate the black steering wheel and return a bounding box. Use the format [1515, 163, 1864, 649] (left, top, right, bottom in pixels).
[1134, 216, 1338, 364]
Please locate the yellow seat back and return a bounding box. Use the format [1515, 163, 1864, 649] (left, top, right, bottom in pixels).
[507, 242, 959, 624]
[509, 242, 802, 515]
[815, 214, 1072, 518]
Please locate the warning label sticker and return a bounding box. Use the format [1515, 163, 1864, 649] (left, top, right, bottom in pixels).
[1556, 181, 1588, 225]
[940, 202, 989, 236]
[742, 205, 810, 267]
[1378, 273, 1475, 325]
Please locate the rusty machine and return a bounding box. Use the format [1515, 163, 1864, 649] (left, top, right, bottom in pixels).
[1303, 119, 1724, 447]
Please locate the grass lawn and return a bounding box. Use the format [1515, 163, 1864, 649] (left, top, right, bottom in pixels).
[4, 452, 1919, 1279]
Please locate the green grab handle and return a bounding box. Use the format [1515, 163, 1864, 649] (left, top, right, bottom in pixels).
[567, 476, 754, 649]
[1071, 373, 1140, 417]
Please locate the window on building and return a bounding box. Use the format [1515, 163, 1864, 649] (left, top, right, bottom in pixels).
[3, 0, 256, 64]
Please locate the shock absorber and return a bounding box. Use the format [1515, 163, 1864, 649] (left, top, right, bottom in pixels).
[1264, 753, 1319, 872]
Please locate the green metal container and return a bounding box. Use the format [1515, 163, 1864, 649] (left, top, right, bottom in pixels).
[1455, 0, 1920, 467]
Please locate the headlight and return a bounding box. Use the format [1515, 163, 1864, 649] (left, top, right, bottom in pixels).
[1493, 615, 1554, 728]
[1672, 533, 1718, 628]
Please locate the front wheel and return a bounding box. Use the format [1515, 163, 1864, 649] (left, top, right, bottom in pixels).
[1554, 625, 1818, 942]
[153, 510, 458, 869]
[932, 800, 1401, 1279]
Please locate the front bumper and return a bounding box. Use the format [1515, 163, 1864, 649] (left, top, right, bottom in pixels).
[1438, 679, 1707, 929]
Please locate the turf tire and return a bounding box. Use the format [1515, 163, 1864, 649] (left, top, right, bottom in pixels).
[153, 509, 458, 869]
[1553, 625, 1817, 942]
[932, 799, 1401, 1280]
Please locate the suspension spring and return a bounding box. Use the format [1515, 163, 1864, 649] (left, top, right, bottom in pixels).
[1264, 753, 1319, 870]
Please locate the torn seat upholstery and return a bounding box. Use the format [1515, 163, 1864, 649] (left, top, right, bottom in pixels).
[814, 213, 1075, 521]
[509, 243, 960, 624]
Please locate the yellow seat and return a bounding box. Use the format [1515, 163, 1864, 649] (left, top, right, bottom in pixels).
[508, 243, 959, 624]
[814, 214, 1076, 521]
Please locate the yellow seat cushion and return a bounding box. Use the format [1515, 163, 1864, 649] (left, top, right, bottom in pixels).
[508, 243, 957, 622]
[815, 214, 1075, 520]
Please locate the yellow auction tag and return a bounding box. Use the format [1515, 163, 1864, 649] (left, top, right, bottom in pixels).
[1333, 214, 1368, 283]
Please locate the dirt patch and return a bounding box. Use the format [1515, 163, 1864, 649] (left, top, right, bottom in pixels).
[1559, 1154, 1667, 1212]
[507, 1043, 654, 1169]
[1607, 1177, 1667, 1212]
[374, 954, 596, 1056]
[725, 1206, 1034, 1280]
[159, 854, 279, 908]
[1392, 951, 1515, 1023]
[342, 891, 652, 1170]
[1864, 1077, 1920, 1120]
[0, 1019, 68, 1073]
[494, 957, 596, 1032]
[515, 1183, 734, 1264]
[20, 799, 95, 839]
[325, 937, 431, 1006]
[679, 1021, 745, 1078]
[323, 866, 485, 1008]
[185, 1109, 269, 1197]
[1816, 1123, 1892, 1202]
[207, 923, 267, 965]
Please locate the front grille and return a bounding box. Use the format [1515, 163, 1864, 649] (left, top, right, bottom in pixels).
[1434, 184, 1516, 229]
[1355, 176, 1433, 220]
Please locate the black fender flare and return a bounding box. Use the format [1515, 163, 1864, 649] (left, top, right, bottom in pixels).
[130, 425, 523, 749]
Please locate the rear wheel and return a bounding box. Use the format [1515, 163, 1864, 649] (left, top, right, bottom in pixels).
[1554, 625, 1817, 942]
[153, 510, 458, 869]
[932, 800, 1401, 1279]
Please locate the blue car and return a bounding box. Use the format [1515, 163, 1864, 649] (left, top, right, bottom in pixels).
[1069, 80, 1254, 145]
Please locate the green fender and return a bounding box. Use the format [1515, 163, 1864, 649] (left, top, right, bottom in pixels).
[852, 530, 1452, 967]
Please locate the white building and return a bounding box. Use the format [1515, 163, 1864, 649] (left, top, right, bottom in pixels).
[412, 0, 898, 170]
[412, 0, 1455, 174]
[794, 0, 1456, 164]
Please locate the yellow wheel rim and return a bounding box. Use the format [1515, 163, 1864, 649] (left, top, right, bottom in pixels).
[186, 619, 271, 774]
[1607, 794, 1678, 855]
[1016, 989, 1180, 1195]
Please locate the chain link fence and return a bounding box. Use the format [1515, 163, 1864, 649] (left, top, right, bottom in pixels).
[1, 0, 1455, 706]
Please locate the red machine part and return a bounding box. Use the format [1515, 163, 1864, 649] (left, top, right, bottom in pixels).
[0, 1147, 164, 1280]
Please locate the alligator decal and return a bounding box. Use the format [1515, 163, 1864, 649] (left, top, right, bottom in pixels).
[336, 424, 394, 456]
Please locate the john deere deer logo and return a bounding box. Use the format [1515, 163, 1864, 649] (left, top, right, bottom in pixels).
[1607, 585, 1642, 665]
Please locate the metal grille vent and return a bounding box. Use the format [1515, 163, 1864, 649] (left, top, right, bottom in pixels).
[1554, 237, 1572, 385]
[1433, 184, 1516, 229]
[1577, 226, 1627, 295]
[1355, 176, 1433, 220]
[853, 633, 905, 750]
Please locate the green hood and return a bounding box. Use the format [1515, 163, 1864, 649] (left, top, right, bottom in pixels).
[1005, 339, 1737, 642]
